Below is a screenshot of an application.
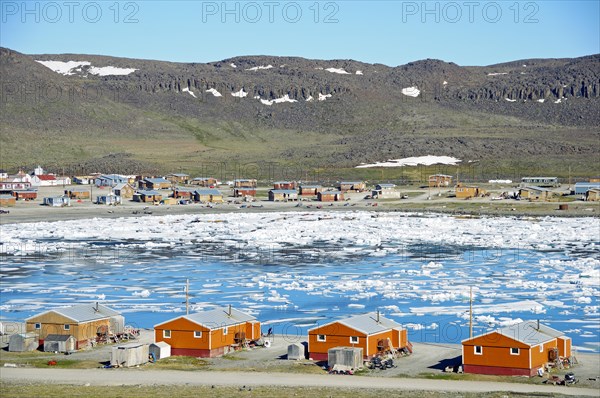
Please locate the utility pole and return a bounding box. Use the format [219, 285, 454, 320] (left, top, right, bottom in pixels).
[185, 279, 189, 315]
[469, 286, 473, 339]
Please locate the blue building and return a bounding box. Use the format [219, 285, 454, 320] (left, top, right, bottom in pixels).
[574, 182, 600, 195]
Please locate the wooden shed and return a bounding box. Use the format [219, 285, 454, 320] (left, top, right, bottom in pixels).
[111, 343, 149, 367]
[268, 189, 298, 202]
[26, 303, 124, 349]
[299, 185, 323, 196]
[166, 173, 190, 184]
[139, 178, 172, 190]
[96, 194, 121, 205]
[190, 177, 218, 187]
[65, 188, 90, 200]
[194, 188, 224, 203]
[318, 190, 345, 202]
[0, 194, 16, 207]
[172, 187, 196, 199]
[43, 196, 71, 207]
[462, 320, 572, 376]
[456, 183, 487, 199]
[154, 306, 260, 358]
[338, 181, 366, 193]
[328, 346, 363, 369]
[233, 188, 256, 198]
[273, 181, 297, 190]
[519, 186, 553, 201]
[134, 190, 163, 203]
[308, 312, 409, 361]
[234, 179, 257, 188]
[9, 332, 39, 352]
[149, 341, 171, 360]
[43, 334, 76, 353]
[113, 183, 134, 199]
[13, 190, 37, 201]
[585, 188, 600, 201]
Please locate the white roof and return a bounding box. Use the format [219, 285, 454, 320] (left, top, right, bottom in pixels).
[155, 307, 256, 330]
[462, 320, 565, 346]
[309, 312, 403, 335]
[26, 303, 120, 323]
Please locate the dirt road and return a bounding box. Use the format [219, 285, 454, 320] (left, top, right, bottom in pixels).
[1, 368, 598, 396]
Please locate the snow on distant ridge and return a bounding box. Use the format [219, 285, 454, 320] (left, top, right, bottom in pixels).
[401, 86, 420, 97]
[206, 88, 222, 97]
[258, 94, 298, 106]
[356, 155, 460, 168]
[488, 72, 508, 76]
[36, 60, 137, 76]
[318, 93, 332, 101]
[356, 70, 363, 75]
[231, 89, 248, 98]
[325, 67, 350, 75]
[181, 87, 197, 98]
[246, 65, 273, 71]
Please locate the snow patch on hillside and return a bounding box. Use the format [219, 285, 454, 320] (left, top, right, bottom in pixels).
[325, 67, 350, 74]
[246, 65, 273, 71]
[206, 88, 222, 97]
[401, 87, 420, 97]
[357, 155, 461, 168]
[35, 60, 137, 76]
[231, 89, 248, 98]
[182, 87, 196, 98]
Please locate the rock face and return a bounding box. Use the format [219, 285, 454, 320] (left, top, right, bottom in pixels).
[0, 47, 598, 171]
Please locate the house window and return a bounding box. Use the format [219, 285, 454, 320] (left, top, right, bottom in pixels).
[223, 327, 228, 335]
[510, 348, 520, 355]
[163, 330, 171, 338]
[474, 346, 482, 355]
[350, 336, 359, 344]
[64, 324, 70, 331]
[194, 331, 202, 338]
[317, 334, 326, 342]
[34, 323, 41, 330]
[539, 344, 543, 353]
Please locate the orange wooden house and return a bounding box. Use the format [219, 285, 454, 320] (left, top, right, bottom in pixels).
[308, 312, 409, 361]
[462, 321, 572, 376]
[154, 306, 260, 357]
[25, 303, 124, 349]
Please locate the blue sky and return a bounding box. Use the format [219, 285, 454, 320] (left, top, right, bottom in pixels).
[1, 1, 598, 65]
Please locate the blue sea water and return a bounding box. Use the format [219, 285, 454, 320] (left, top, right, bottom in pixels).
[1, 240, 598, 352]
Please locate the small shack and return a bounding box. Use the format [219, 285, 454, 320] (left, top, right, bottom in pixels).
[318, 190, 345, 202]
[519, 186, 553, 201]
[43, 196, 70, 207]
[268, 189, 298, 202]
[299, 185, 323, 196]
[328, 347, 363, 369]
[429, 174, 453, 188]
[43, 334, 76, 353]
[113, 183, 134, 199]
[0, 194, 16, 207]
[585, 188, 600, 201]
[273, 181, 297, 190]
[13, 190, 38, 201]
[338, 181, 366, 193]
[96, 194, 121, 205]
[233, 188, 256, 198]
[65, 188, 90, 200]
[9, 332, 39, 352]
[372, 184, 400, 199]
[194, 188, 224, 203]
[111, 342, 149, 367]
[149, 341, 171, 360]
[456, 184, 486, 199]
[287, 343, 305, 360]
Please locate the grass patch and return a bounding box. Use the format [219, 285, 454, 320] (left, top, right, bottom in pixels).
[150, 356, 209, 371]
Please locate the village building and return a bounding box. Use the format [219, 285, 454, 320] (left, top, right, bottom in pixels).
[139, 177, 172, 190]
[574, 182, 600, 195]
[268, 189, 298, 202]
[190, 177, 218, 187]
[233, 188, 257, 198]
[194, 188, 224, 203]
[43, 334, 77, 353]
[519, 186, 553, 201]
[338, 181, 366, 193]
[585, 188, 600, 201]
[4, 170, 32, 185]
[455, 183, 487, 199]
[154, 306, 261, 358]
[96, 175, 128, 187]
[590, 177, 600, 183]
[43, 196, 71, 207]
[113, 183, 134, 199]
[0, 181, 32, 191]
[30, 174, 58, 187]
[25, 303, 124, 350]
[462, 320, 571, 376]
[172, 187, 196, 200]
[133, 190, 163, 203]
[0, 169, 7, 180]
[165, 173, 190, 184]
[429, 174, 453, 188]
[308, 312, 409, 361]
[273, 181, 297, 190]
[13, 190, 37, 201]
[65, 187, 91, 200]
[234, 179, 257, 188]
[0, 194, 16, 207]
[72, 176, 95, 185]
[520, 177, 560, 187]
[96, 194, 122, 205]
[318, 190, 345, 202]
[372, 183, 401, 199]
[299, 185, 323, 196]
[9, 332, 39, 352]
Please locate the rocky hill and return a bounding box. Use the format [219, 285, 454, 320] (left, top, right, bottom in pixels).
[0, 47, 598, 175]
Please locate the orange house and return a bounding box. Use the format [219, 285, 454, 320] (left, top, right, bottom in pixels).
[462, 321, 572, 376]
[154, 307, 261, 358]
[308, 312, 409, 361]
[455, 183, 486, 199]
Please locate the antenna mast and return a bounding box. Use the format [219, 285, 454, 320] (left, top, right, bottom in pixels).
[469, 286, 473, 339]
[186, 279, 189, 315]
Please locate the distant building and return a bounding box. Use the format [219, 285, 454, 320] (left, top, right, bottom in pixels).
[165, 173, 190, 184]
[65, 187, 90, 200]
[233, 188, 256, 198]
[574, 182, 600, 195]
[338, 181, 366, 193]
[520, 177, 560, 187]
[585, 188, 600, 201]
[273, 181, 297, 190]
[519, 187, 553, 201]
[113, 183, 134, 199]
[234, 179, 257, 188]
[372, 183, 400, 199]
[456, 183, 486, 199]
[429, 174, 453, 188]
[318, 190, 345, 202]
[31, 174, 58, 187]
[133, 190, 163, 203]
[268, 189, 298, 201]
[96, 175, 127, 187]
[0, 181, 32, 191]
[194, 189, 224, 203]
[96, 194, 121, 205]
[299, 185, 323, 196]
[43, 196, 71, 207]
[139, 178, 171, 190]
[190, 177, 218, 187]
[13, 190, 37, 201]
[0, 194, 16, 207]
